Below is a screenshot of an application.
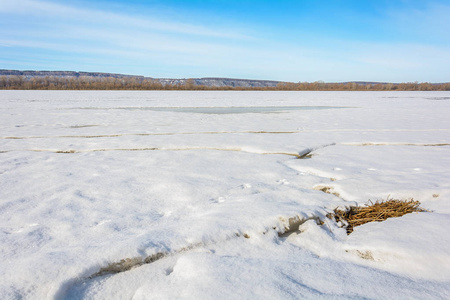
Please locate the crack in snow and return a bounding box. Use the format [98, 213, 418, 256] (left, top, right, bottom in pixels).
[0, 147, 304, 158]
[297, 143, 336, 159]
[55, 236, 244, 299]
[0, 131, 299, 140]
[55, 212, 334, 299]
[2, 129, 449, 140]
[278, 216, 325, 237]
[341, 142, 450, 146]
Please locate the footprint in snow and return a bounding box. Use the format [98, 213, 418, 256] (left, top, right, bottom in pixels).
[277, 179, 290, 185]
[209, 197, 225, 204]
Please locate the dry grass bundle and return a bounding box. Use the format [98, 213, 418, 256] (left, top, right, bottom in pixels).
[330, 198, 426, 234]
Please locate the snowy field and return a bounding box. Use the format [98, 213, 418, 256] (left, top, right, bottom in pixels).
[1, 90, 449, 299]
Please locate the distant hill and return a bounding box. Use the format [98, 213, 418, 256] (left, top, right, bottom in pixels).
[1, 69, 448, 90]
[0, 70, 281, 88]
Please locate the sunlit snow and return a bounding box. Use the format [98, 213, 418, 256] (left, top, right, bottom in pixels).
[1, 91, 449, 299]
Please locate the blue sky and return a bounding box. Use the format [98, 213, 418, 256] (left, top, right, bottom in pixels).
[1, 0, 449, 82]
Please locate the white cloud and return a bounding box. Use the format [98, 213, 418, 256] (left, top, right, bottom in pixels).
[0, 0, 251, 40]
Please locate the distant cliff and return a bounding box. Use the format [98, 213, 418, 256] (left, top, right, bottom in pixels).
[161, 77, 280, 88]
[0, 70, 143, 79]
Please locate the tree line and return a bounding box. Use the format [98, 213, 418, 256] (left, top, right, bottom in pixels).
[1, 75, 449, 91]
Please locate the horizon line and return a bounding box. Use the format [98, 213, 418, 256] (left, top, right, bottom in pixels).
[1, 69, 448, 85]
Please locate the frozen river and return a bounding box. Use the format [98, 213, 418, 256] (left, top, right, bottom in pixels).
[1, 91, 449, 299]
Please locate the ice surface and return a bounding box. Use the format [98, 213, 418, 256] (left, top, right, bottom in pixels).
[79, 105, 349, 114]
[0, 91, 449, 299]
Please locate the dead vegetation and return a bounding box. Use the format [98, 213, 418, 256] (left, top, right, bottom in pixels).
[89, 252, 167, 279]
[314, 186, 341, 198]
[55, 150, 77, 153]
[329, 199, 426, 234]
[2, 74, 450, 90]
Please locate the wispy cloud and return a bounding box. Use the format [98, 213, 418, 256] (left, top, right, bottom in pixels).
[386, 2, 450, 44]
[0, 0, 260, 74]
[0, 0, 251, 39]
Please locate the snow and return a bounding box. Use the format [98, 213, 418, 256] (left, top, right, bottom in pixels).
[0, 90, 449, 299]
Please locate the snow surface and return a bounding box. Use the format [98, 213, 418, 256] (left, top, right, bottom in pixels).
[0, 90, 449, 299]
